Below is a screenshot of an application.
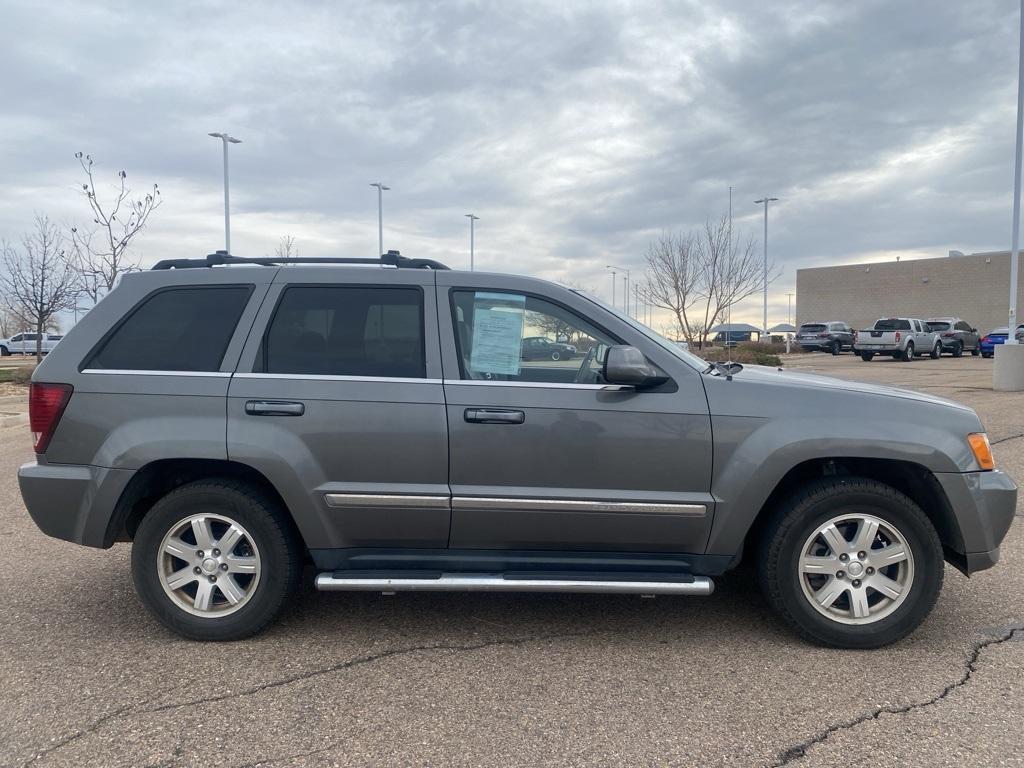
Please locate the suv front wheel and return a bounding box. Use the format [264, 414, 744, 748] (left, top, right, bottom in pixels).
[131, 480, 303, 641]
[758, 477, 943, 648]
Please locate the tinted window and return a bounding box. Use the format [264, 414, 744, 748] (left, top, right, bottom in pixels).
[799, 324, 826, 333]
[927, 321, 950, 331]
[874, 319, 911, 331]
[451, 290, 618, 384]
[88, 286, 252, 371]
[261, 286, 425, 378]
[956, 321, 971, 331]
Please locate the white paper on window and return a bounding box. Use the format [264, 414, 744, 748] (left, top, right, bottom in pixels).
[469, 292, 526, 375]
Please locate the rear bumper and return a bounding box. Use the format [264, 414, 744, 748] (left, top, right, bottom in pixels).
[18, 461, 135, 548]
[935, 469, 1017, 574]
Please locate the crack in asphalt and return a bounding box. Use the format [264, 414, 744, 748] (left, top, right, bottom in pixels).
[17, 630, 591, 768]
[991, 432, 1024, 446]
[768, 625, 1023, 767]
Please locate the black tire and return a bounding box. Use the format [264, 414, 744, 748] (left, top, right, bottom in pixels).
[860, 352, 874, 362]
[971, 345, 980, 356]
[902, 342, 915, 362]
[929, 341, 941, 360]
[757, 477, 943, 648]
[131, 479, 304, 641]
[831, 341, 840, 356]
[982, 351, 992, 359]
[550, 351, 561, 361]
[952, 342, 963, 358]
[0, 346, 7, 357]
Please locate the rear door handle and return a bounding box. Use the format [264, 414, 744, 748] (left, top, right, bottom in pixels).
[464, 408, 525, 424]
[245, 400, 305, 416]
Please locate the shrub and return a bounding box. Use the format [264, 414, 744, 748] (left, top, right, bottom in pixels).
[700, 343, 783, 367]
[10, 366, 35, 386]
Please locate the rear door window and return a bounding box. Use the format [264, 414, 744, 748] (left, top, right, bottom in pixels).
[87, 286, 253, 371]
[259, 285, 425, 378]
[874, 319, 911, 331]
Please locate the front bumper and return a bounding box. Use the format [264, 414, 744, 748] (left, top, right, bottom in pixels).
[934, 469, 1017, 574]
[18, 461, 135, 548]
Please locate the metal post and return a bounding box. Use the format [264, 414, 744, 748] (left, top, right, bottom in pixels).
[754, 197, 778, 342]
[371, 183, 389, 256]
[465, 214, 479, 270]
[786, 293, 794, 326]
[608, 269, 616, 307]
[623, 275, 629, 316]
[1010, 0, 1024, 343]
[209, 133, 241, 254]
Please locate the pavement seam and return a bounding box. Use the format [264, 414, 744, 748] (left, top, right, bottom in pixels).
[17, 630, 591, 768]
[767, 624, 1024, 767]
[991, 432, 1024, 445]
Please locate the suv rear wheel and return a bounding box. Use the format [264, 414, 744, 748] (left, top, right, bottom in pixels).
[758, 477, 943, 648]
[902, 342, 915, 361]
[131, 480, 303, 641]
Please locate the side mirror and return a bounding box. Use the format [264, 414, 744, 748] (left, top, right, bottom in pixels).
[602, 345, 666, 388]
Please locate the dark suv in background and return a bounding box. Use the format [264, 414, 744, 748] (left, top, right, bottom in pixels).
[796, 322, 854, 355]
[17, 251, 1016, 648]
[926, 318, 980, 357]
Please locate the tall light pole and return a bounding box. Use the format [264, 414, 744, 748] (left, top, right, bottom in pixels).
[605, 265, 631, 313]
[754, 197, 779, 341]
[465, 214, 479, 270]
[370, 182, 389, 256]
[208, 133, 241, 253]
[1009, 0, 1024, 344]
[786, 292, 794, 326]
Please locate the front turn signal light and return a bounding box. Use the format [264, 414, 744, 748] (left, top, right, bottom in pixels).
[968, 433, 995, 471]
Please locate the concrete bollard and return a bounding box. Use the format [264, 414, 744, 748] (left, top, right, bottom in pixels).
[993, 343, 1024, 391]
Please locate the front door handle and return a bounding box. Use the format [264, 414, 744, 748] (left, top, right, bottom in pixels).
[245, 400, 305, 416]
[464, 408, 525, 424]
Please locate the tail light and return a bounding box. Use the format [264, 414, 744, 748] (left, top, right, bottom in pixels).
[942, 332, 955, 337]
[29, 382, 73, 454]
[853, 331, 859, 342]
[817, 333, 828, 338]
[895, 331, 901, 342]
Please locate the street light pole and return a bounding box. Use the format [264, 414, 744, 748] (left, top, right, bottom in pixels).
[606, 267, 617, 307]
[1009, 0, 1024, 344]
[370, 182, 390, 256]
[465, 214, 479, 270]
[754, 197, 779, 342]
[786, 292, 794, 326]
[605, 264, 631, 313]
[208, 132, 241, 253]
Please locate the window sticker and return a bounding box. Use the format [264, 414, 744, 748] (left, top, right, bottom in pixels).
[469, 292, 526, 375]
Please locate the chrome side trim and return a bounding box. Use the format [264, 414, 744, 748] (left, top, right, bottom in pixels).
[236, 373, 442, 385]
[315, 573, 715, 596]
[451, 497, 707, 516]
[324, 493, 451, 509]
[80, 369, 232, 378]
[443, 379, 608, 390]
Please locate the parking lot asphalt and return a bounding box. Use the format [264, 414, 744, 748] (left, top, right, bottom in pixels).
[1, 353, 1022, 768]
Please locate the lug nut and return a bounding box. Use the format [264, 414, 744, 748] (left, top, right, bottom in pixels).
[196, 550, 204, 558]
[839, 553, 849, 562]
[220, 563, 229, 571]
[858, 551, 866, 559]
[852, 579, 861, 588]
[213, 549, 220, 557]
[193, 566, 201, 574]
[866, 566, 875, 575]
[209, 575, 217, 583]
[836, 571, 845, 579]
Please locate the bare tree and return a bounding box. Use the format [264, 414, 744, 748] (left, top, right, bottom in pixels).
[642, 231, 702, 343]
[69, 152, 161, 304]
[274, 235, 297, 259]
[642, 217, 778, 348]
[1, 215, 79, 360]
[0, 307, 21, 338]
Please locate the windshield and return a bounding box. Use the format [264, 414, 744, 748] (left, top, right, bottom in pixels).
[926, 322, 950, 331]
[572, 290, 708, 371]
[798, 324, 826, 333]
[874, 319, 911, 331]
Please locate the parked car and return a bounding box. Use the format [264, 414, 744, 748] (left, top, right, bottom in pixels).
[711, 330, 751, 347]
[853, 318, 940, 362]
[0, 332, 62, 356]
[18, 250, 1016, 648]
[521, 336, 577, 361]
[978, 325, 1024, 358]
[925, 318, 980, 357]
[795, 321, 854, 355]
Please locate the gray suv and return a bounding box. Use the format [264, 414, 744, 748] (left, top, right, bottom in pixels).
[18, 251, 1017, 648]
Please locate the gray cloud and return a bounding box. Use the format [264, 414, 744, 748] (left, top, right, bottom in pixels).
[0, 0, 1020, 325]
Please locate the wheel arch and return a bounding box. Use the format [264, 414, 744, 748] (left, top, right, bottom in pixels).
[104, 458, 300, 549]
[736, 457, 965, 571]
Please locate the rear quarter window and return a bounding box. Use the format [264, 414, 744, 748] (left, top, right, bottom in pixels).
[86, 285, 253, 371]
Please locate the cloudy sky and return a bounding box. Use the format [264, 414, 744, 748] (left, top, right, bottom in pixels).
[1, 0, 1021, 327]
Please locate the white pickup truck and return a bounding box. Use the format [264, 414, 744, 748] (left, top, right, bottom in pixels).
[853, 318, 940, 362]
[0, 332, 63, 356]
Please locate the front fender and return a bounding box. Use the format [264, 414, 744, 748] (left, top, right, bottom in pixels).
[704, 414, 972, 556]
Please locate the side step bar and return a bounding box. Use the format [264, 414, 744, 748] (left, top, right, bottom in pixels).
[315, 572, 714, 596]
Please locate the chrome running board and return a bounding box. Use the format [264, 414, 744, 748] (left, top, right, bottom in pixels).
[314, 572, 714, 596]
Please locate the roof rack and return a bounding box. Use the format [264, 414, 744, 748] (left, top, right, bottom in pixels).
[151, 249, 450, 271]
